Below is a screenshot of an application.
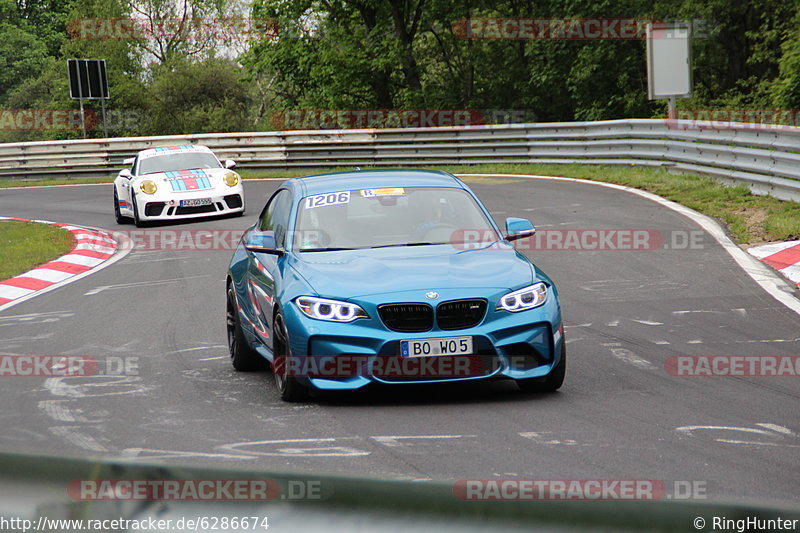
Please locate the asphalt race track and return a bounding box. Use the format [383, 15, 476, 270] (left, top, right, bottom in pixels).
[1, 176, 798, 505]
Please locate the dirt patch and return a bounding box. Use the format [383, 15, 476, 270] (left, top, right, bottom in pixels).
[740, 207, 769, 244]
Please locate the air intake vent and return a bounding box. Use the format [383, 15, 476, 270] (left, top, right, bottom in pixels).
[437, 299, 487, 330]
[378, 303, 433, 332]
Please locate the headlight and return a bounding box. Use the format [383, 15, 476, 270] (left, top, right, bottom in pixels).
[295, 296, 368, 323]
[497, 283, 547, 312]
[139, 180, 157, 194]
[223, 172, 239, 187]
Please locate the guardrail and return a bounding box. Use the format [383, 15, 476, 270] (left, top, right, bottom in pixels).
[3, 452, 799, 533]
[2, 119, 799, 201]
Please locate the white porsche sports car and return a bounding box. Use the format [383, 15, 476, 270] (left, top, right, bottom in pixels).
[113, 145, 245, 227]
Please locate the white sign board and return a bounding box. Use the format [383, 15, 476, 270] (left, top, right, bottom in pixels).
[646, 23, 693, 99]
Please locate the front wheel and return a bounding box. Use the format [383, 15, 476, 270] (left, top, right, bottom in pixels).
[272, 311, 309, 402]
[516, 340, 566, 393]
[131, 193, 146, 228]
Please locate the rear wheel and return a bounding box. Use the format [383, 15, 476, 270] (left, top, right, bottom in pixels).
[517, 340, 566, 393]
[227, 285, 263, 371]
[272, 310, 309, 402]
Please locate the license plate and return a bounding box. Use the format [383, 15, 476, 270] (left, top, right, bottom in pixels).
[180, 198, 212, 207]
[401, 336, 473, 357]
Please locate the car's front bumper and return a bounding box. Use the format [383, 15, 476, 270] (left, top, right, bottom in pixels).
[280, 292, 563, 390]
[134, 189, 244, 221]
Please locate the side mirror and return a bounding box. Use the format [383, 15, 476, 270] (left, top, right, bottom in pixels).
[123, 157, 135, 165]
[224, 159, 237, 169]
[243, 229, 282, 255]
[505, 217, 536, 242]
[119, 169, 133, 179]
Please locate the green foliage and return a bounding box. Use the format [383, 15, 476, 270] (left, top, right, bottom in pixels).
[2, 0, 800, 139]
[0, 23, 51, 104]
[140, 56, 255, 134]
[771, 10, 800, 108]
[0, 0, 70, 106]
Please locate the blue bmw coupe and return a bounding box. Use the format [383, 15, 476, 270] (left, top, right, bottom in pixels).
[226, 169, 564, 401]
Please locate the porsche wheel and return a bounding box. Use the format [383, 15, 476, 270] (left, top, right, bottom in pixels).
[131, 193, 145, 228]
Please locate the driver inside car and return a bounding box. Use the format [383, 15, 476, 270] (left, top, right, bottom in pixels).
[411, 193, 458, 242]
[298, 203, 352, 250]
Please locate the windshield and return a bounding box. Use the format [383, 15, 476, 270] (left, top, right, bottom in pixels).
[138, 153, 222, 175]
[294, 187, 500, 251]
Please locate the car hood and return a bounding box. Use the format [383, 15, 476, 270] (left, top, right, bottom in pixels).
[137, 168, 229, 187]
[288, 243, 536, 299]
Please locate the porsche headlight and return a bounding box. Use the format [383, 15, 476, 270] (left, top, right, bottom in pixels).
[295, 296, 368, 323]
[140, 180, 157, 195]
[223, 172, 239, 187]
[497, 282, 547, 312]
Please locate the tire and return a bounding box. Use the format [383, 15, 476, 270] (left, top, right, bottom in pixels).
[131, 193, 145, 228]
[272, 310, 309, 402]
[113, 187, 130, 224]
[516, 339, 566, 393]
[227, 285, 263, 371]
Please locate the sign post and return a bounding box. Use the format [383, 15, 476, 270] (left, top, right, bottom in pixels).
[646, 23, 693, 120]
[68, 59, 110, 137]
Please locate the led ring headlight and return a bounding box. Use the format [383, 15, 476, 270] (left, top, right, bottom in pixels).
[296, 296, 368, 323]
[497, 282, 547, 312]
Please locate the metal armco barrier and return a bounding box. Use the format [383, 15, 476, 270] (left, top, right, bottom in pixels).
[2, 119, 799, 201]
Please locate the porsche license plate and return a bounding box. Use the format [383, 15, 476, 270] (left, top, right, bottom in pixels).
[180, 198, 212, 207]
[401, 336, 473, 357]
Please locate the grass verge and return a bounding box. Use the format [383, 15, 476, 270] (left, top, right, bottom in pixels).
[442, 163, 800, 244]
[0, 221, 75, 280]
[1, 163, 798, 244]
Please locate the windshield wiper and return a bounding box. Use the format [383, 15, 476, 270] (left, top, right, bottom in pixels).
[368, 242, 445, 249]
[299, 247, 359, 252]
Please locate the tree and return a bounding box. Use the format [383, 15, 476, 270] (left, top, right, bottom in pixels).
[771, 10, 800, 109]
[0, 23, 50, 104]
[3, 0, 799, 140]
[141, 56, 255, 134]
[119, 0, 237, 63]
